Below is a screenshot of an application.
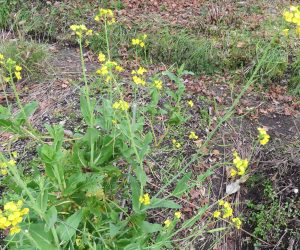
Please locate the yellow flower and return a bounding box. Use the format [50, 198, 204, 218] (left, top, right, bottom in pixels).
[230, 168, 237, 177]
[132, 38, 141, 45]
[232, 217, 242, 229]
[7, 159, 16, 167]
[290, 6, 299, 12]
[283, 10, 294, 22]
[112, 100, 130, 111]
[257, 127, 270, 145]
[213, 210, 221, 218]
[164, 219, 172, 228]
[0, 53, 4, 60]
[139, 193, 151, 205]
[12, 151, 18, 158]
[132, 75, 146, 86]
[96, 65, 109, 75]
[15, 71, 22, 80]
[142, 34, 147, 40]
[282, 28, 289, 37]
[105, 76, 112, 83]
[174, 211, 181, 219]
[188, 131, 198, 140]
[86, 29, 93, 36]
[0, 216, 11, 229]
[136, 67, 147, 75]
[98, 52, 106, 62]
[172, 139, 181, 148]
[296, 26, 300, 36]
[139, 42, 145, 47]
[153, 80, 163, 90]
[115, 65, 124, 72]
[15, 65, 22, 72]
[20, 208, 29, 215]
[4, 202, 18, 212]
[187, 100, 194, 107]
[223, 202, 231, 209]
[10, 226, 21, 235]
[223, 207, 233, 218]
[70, 24, 89, 38]
[232, 151, 248, 176]
[218, 200, 225, 206]
[1, 169, 7, 175]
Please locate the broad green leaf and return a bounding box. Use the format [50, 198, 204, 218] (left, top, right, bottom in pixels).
[45, 206, 58, 231]
[57, 210, 83, 243]
[172, 172, 192, 198]
[130, 176, 140, 212]
[135, 164, 147, 187]
[27, 223, 56, 250]
[80, 95, 95, 126]
[15, 101, 38, 126]
[140, 221, 162, 233]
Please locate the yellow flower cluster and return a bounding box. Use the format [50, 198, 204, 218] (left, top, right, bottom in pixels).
[257, 127, 270, 145]
[94, 8, 116, 25]
[131, 67, 147, 86]
[230, 151, 248, 177]
[172, 139, 181, 149]
[153, 80, 163, 90]
[0, 200, 29, 235]
[283, 6, 300, 35]
[0, 158, 16, 175]
[96, 54, 124, 83]
[163, 211, 182, 228]
[139, 193, 151, 205]
[188, 131, 198, 140]
[132, 34, 147, 48]
[70, 24, 93, 38]
[232, 217, 242, 230]
[112, 100, 130, 111]
[187, 100, 194, 108]
[213, 200, 241, 229]
[0, 56, 23, 82]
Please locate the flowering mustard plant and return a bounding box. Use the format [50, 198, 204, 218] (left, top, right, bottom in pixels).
[94, 8, 116, 25]
[257, 127, 270, 145]
[230, 151, 249, 177]
[139, 193, 151, 205]
[112, 100, 130, 111]
[0, 200, 29, 235]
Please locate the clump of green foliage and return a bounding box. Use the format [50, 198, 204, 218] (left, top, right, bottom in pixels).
[246, 179, 299, 248]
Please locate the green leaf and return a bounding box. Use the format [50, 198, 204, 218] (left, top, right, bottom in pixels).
[130, 176, 140, 212]
[147, 198, 181, 210]
[36, 188, 48, 213]
[80, 95, 95, 126]
[136, 164, 147, 187]
[45, 206, 57, 231]
[27, 223, 56, 250]
[57, 210, 83, 243]
[172, 172, 192, 198]
[140, 221, 162, 233]
[15, 101, 38, 126]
